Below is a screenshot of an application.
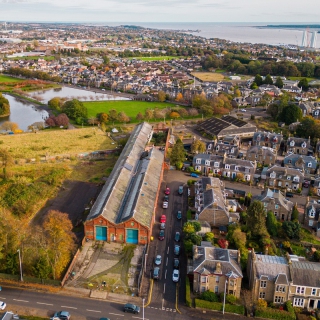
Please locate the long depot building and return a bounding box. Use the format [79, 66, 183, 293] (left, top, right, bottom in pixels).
[84, 122, 164, 245]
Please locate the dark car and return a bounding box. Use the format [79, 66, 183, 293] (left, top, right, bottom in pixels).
[173, 258, 180, 269]
[177, 211, 182, 220]
[159, 230, 165, 241]
[174, 231, 180, 242]
[52, 311, 71, 320]
[123, 303, 140, 314]
[164, 195, 169, 202]
[303, 181, 310, 188]
[174, 245, 180, 256]
[178, 185, 183, 195]
[153, 267, 160, 280]
[286, 192, 294, 198]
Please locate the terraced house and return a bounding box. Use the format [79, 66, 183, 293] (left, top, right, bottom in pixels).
[84, 122, 164, 244]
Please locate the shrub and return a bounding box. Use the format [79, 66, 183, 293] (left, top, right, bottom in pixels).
[285, 300, 294, 314]
[200, 290, 219, 302]
[255, 307, 296, 320]
[226, 294, 238, 305]
[195, 299, 244, 315]
[186, 277, 192, 307]
[257, 298, 268, 309]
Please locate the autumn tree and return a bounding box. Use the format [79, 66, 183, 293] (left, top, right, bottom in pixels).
[118, 111, 130, 123]
[43, 210, 76, 279]
[136, 112, 144, 121]
[169, 111, 180, 119]
[175, 92, 184, 102]
[144, 109, 154, 121]
[0, 93, 10, 116]
[158, 90, 166, 102]
[108, 109, 118, 123]
[98, 112, 109, 124]
[247, 200, 267, 237]
[48, 97, 64, 111]
[0, 121, 19, 132]
[191, 139, 206, 154]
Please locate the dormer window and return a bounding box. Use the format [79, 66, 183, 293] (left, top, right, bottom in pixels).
[293, 176, 299, 182]
[288, 160, 292, 164]
[309, 209, 315, 218]
[308, 162, 312, 168]
[290, 140, 295, 147]
[216, 146, 219, 151]
[208, 144, 212, 150]
[225, 164, 230, 170]
[287, 176, 291, 180]
[214, 162, 219, 168]
[235, 166, 239, 171]
[315, 110, 319, 116]
[270, 172, 276, 179]
[231, 148, 234, 154]
[257, 134, 261, 141]
[205, 160, 210, 166]
[196, 158, 201, 164]
[302, 142, 306, 148]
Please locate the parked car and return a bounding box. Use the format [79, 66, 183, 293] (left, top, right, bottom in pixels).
[123, 303, 140, 314]
[173, 258, 180, 269]
[160, 215, 166, 223]
[286, 192, 294, 198]
[164, 187, 170, 195]
[164, 195, 169, 202]
[174, 231, 180, 242]
[153, 267, 160, 280]
[163, 201, 168, 209]
[99, 318, 110, 320]
[190, 173, 199, 178]
[177, 211, 182, 220]
[160, 222, 166, 230]
[178, 185, 183, 195]
[303, 181, 310, 188]
[155, 255, 162, 265]
[172, 269, 180, 282]
[0, 301, 6, 310]
[51, 311, 71, 320]
[159, 230, 165, 241]
[174, 245, 180, 256]
[241, 109, 246, 112]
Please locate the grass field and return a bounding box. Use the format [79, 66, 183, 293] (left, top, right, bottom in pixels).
[9, 56, 55, 61]
[0, 74, 22, 83]
[0, 127, 114, 159]
[191, 72, 225, 82]
[131, 56, 181, 61]
[287, 76, 316, 82]
[83, 100, 177, 118]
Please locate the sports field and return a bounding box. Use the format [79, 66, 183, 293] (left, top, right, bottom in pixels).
[131, 56, 180, 61]
[191, 72, 225, 82]
[83, 100, 176, 118]
[0, 74, 21, 83]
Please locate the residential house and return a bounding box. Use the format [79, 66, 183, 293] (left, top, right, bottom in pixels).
[265, 165, 304, 191]
[193, 154, 256, 182]
[252, 131, 283, 151]
[192, 243, 243, 298]
[316, 140, 320, 158]
[254, 188, 294, 221]
[283, 154, 317, 175]
[313, 177, 320, 196]
[304, 199, 320, 236]
[194, 177, 238, 227]
[282, 85, 302, 93]
[288, 122, 300, 133]
[285, 137, 313, 156]
[246, 146, 277, 166]
[213, 143, 239, 158]
[312, 108, 320, 119]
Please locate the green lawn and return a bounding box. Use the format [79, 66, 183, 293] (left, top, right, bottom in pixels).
[0, 74, 21, 82]
[9, 56, 55, 61]
[287, 76, 316, 82]
[83, 100, 177, 118]
[131, 56, 182, 61]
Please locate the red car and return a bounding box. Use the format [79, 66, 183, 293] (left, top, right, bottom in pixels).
[160, 215, 166, 223]
[164, 187, 170, 195]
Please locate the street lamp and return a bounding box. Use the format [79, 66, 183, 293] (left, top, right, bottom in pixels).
[142, 298, 145, 320]
[17, 249, 23, 282]
[222, 278, 228, 314]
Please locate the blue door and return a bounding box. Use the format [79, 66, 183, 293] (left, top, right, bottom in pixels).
[96, 226, 107, 241]
[126, 229, 138, 244]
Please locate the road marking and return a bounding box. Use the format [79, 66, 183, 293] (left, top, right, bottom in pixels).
[0, 297, 6, 300]
[87, 309, 101, 313]
[167, 246, 169, 254]
[165, 269, 167, 279]
[13, 299, 28, 303]
[163, 283, 166, 294]
[109, 313, 124, 316]
[37, 302, 53, 306]
[166, 257, 168, 266]
[162, 299, 164, 310]
[61, 306, 77, 309]
[132, 317, 149, 320]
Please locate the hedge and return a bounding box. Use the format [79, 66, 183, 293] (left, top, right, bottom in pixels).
[255, 308, 296, 320]
[186, 277, 192, 307]
[195, 299, 245, 315]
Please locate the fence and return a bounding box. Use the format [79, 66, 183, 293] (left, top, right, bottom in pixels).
[138, 244, 148, 296]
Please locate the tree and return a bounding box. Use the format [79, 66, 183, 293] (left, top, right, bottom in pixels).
[54, 113, 69, 127]
[169, 111, 180, 119]
[144, 109, 154, 121]
[254, 74, 263, 86]
[250, 82, 258, 90]
[234, 88, 241, 97]
[280, 104, 302, 125]
[191, 139, 206, 154]
[246, 200, 267, 237]
[282, 221, 301, 240]
[62, 99, 87, 120]
[43, 210, 76, 279]
[170, 138, 186, 167]
[203, 232, 214, 242]
[158, 90, 166, 102]
[48, 97, 63, 111]
[136, 112, 144, 121]
[108, 109, 118, 123]
[266, 211, 278, 237]
[298, 78, 309, 91]
[175, 92, 183, 102]
[98, 112, 109, 124]
[183, 221, 195, 236]
[291, 205, 299, 222]
[0, 121, 19, 132]
[264, 74, 273, 85]
[118, 111, 130, 123]
[275, 76, 284, 88]
[0, 93, 10, 116]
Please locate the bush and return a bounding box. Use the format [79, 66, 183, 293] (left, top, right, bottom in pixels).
[200, 290, 219, 302]
[255, 308, 296, 320]
[257, 298, 268, 309]
[285, 300, 294, 314]
[186, 277, 192, 307]
[226, 294, 238, 305]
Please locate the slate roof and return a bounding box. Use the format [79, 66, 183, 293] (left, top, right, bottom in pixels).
[291, 260, 320, 287]
[252, 131, 283, 145]
[266, 165, 304, 180]
[86, 122, 163, 228]
[247, 145, 276, 157]
[193, 245, 243, 278]
[255, 188, 294, 212]
[283, 154, 317, 170]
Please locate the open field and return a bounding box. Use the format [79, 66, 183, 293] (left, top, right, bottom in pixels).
[191, 72, 225, 82]
[9, 56, 55, 61]
[83, 100, 177, 118]
[0, 74, 21, 83]
[287, 76, 317, 82]
[131, 56, 181, 61]
[0, 127, 114, 159]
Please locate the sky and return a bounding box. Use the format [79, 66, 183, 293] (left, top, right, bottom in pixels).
[1, 0, 319, 23]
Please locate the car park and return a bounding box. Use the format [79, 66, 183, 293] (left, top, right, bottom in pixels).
[164, 187, 170, 195]
[160, 222, 166, 229]
[123, 303, 140, 314]
[174, 231, 180, 242]
[155, 255, 162, 265]
[190, 173, 199, 178]
[159, 230, 165, 240]
[173, 258, 180, 269]
[163, 201, 168, 209]
[172, 269, 180, 282]
[0, 301, 6, 310]
[178, 185, 183, 195]
[51, 311, 71, 320]
[177, 211, 182, 220]
[153, 267, 160, 280]
[174, 245, 180, 256]
[160, 215, 166, 223]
